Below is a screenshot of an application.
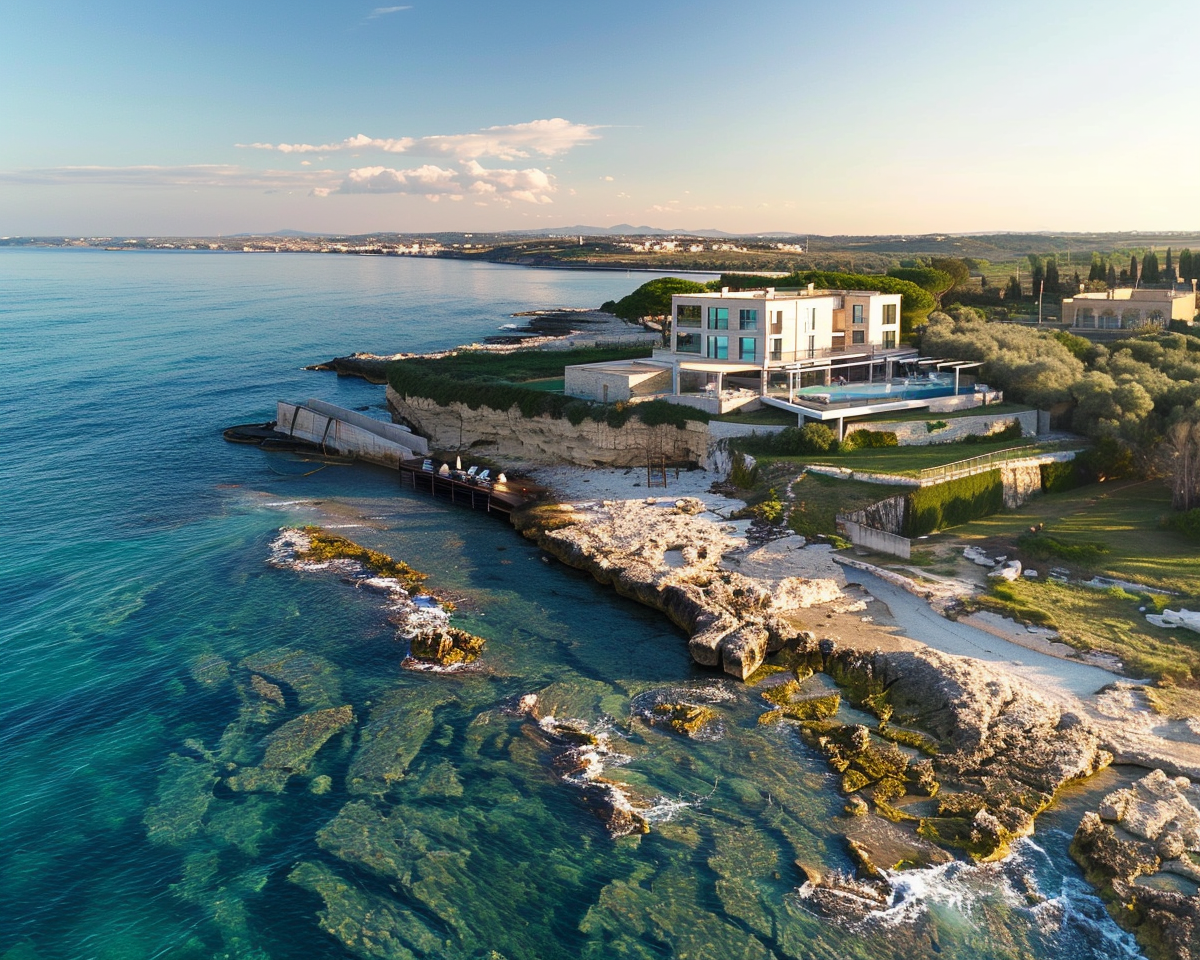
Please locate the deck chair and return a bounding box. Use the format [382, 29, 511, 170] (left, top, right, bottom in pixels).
[476, 469, 491, 484]
[421, 459, 434, 472]
[466, 466, 478, 478]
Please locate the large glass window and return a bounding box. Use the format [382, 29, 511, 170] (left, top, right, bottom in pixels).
[882, 303, 897, 325]
[676, 331, 701, 353]
[852, 329, 866, 345]
[882, 331, 896, 350]
[708, 307, 729, 329]
[770, 311, 783, 334]
[676, 304, 701, 327]
[852, 304, 864, 324]
[738, 308, 758, 330]
[739, 337, 757, 361]
[707, 336, 728, 359]
[769, 338, 783, 361]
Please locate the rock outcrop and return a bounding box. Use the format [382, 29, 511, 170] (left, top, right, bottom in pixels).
[514, 497, 839, 678]
[387, 387, 710, 467]
[1071, 769, 1200, 960]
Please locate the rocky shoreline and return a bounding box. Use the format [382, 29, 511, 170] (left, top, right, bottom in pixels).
[510, 477, 1200, 952]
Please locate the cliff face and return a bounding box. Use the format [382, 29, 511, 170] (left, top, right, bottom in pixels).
[386, 387, 710, 467]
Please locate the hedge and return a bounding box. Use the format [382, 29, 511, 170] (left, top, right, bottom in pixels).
[904, 469, 1004, 537]
[386, 349, 710, 431]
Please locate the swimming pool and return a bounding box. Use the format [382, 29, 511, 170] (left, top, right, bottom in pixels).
[796, 375, 969, 403]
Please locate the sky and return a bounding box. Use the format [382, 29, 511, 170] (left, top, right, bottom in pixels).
[2, 0, 1197, 237]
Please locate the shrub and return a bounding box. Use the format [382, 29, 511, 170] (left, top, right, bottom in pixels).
[904, 469, 1004, 536]
[756, 488, 785, 523]
[1017, 532, 1109, 566]
[1162, 508, 1200, 541]
[1040, 458, 1093, 494]
[842, 430, 899, 451]
[926, 420, 949, 433]
[729, 453, 759, 489]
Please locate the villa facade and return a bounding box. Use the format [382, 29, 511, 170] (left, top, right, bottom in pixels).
[1062, 287, 1197, 331]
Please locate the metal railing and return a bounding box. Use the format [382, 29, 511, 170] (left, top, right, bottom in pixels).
[915, 444, 1060, 484]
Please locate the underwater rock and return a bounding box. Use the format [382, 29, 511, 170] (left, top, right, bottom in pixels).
[144, 754, 218, 846]
[227, 704, 354, 794]
[347, 691, 454, 796]
[250, 674, 285, 706]
[240, 647, 343, 710]
[188, 653, 230, 688]
[289, 860, 460, 960]
[1071, 769, 1200, 960]
[203, 795, 281, 857]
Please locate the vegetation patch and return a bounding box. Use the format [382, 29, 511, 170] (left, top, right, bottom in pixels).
[296, 527, 428, 591]
[1017, 532, 1109, 566]
[387, 344, 710, 430]
[904, 469, 1004, 537]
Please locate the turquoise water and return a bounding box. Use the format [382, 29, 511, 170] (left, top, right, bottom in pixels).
[798, 376, 967, 403]
[0, 249, 1142, 959]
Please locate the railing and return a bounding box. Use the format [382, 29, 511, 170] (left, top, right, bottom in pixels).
[915, 444, 1063, 484]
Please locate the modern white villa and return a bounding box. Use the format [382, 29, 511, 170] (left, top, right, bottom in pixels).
[565, 285, 992, 436]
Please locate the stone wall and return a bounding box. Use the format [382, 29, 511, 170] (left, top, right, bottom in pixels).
[386, 387, 710, 467]
[849, 409, 1038, 446]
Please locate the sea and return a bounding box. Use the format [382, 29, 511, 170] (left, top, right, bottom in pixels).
[0, 248, 1145, 960]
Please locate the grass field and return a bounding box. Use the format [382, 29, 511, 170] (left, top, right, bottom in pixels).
[802, 437, 1055, 477]
[948, 480, 1200, 685]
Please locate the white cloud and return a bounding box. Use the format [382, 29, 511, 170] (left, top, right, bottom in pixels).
[601, 175, 614, 181]
[367, 5, 412, 17]
[335, 159, 555, 204]
[237, 118, 599, 161]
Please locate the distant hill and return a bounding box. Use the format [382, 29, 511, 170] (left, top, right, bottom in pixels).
[505, 224, 745, 238]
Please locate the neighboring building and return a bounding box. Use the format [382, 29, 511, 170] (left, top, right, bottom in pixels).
[1062, 287, 1197, 331]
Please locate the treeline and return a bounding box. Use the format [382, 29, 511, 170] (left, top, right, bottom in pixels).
[918, 306, 1200, 506]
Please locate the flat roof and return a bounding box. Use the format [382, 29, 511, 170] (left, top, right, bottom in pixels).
[673, 287, 891, 301]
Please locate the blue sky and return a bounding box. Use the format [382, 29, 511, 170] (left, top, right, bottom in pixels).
[2, 0, 1197, 236]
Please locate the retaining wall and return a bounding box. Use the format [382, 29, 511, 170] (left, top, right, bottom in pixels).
[849, 409, 1038, 446]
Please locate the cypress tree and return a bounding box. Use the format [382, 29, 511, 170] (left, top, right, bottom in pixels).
[1181, 249, 1194, 282]
[1106, 264, 1118, 288]
[1130, 254, 1140, 283]
[1144, 251, 1161, 284]
[1005, 275, 1023, 300]
[1044, 256, 1061, 294]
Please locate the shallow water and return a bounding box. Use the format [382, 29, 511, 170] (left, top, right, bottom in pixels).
[0, 249, 1144, 959]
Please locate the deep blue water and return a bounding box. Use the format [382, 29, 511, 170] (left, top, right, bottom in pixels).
[0, 249, 1143, 960]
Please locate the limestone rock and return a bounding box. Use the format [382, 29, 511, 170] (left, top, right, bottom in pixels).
[1071, 770, 1200, 960]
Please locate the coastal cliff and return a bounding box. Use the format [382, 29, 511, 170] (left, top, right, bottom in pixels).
[387, 386, 709, 467]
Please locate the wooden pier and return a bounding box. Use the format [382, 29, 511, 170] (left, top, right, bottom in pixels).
[396, 459, 544, 518]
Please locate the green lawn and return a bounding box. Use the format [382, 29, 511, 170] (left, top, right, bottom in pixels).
[948, 480, 1200, 686]
[714, 406, 797, 426]
[802, 437, 1058, 477]
[954, 480, 1197, 594]
[519, 377, 565, 393]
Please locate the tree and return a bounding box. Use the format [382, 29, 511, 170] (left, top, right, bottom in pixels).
[1166, 248, 1176, 284]
[887, 266, 955, 300]
[1088, 254, 1106, 282]
[1106, 263, 1118, 289]
[1044, 256, 1061, 296]
[1143, 251, 1161, 284]
[1130, 254, 1140, 284]
[1004, 275, 1023, 300]
[1163, 417, 1200, 511]
[1180, 249, 1194, 283]
[929, 257, 970, 292]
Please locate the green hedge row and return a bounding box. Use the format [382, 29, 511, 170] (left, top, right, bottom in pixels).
[904, 469, 1004, 537]
[387, 350, 710, 431]
[1162, 508, 1200, 541]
